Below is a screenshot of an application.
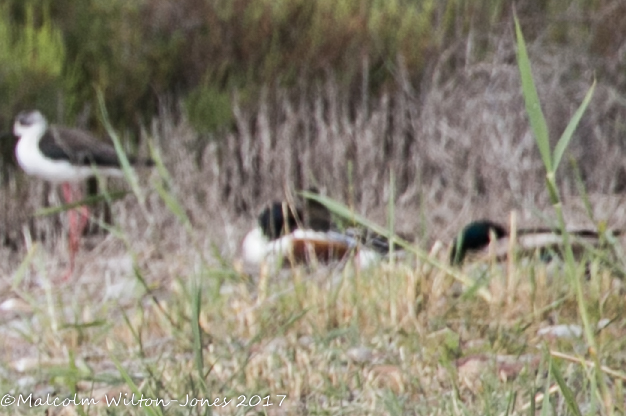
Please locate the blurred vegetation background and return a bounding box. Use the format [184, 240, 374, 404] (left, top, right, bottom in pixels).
[2, 0, 623, 140]
[1, 0, 625, 247]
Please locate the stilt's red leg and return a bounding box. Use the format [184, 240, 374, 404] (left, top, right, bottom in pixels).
[61, 183, 89, 281]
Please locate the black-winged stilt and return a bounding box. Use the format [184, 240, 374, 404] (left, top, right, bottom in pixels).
[12, 109, 153, 280]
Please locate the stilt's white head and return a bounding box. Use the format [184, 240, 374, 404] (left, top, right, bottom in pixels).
[13, 110, 48, 138]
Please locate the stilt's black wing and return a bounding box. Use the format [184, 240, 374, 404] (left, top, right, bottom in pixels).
[40, 125, 153, 167]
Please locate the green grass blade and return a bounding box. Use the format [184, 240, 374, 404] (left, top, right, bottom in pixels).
[149, 141, 193, 233]
[153, 178, 192, 233]
[110, 354, 162, 416]
[301, 191, 493, 302]
[191, 275, 210, 398]
[11, 243, 38, 289]
[96, 90, 148, 211]
[301, 191, 390, 238]
[504, 390, 517, 416]
[553, 80, 596, 171]
[387, 172, 396, 260]
[514, 14, 552, 172]
[550, 359, 583, 416]
[515, 15, 608, 413]
[541, 355, 553, 416]
[529, 380, 536, 416]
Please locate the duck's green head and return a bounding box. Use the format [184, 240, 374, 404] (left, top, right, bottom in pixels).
[450, 220, 508, 265]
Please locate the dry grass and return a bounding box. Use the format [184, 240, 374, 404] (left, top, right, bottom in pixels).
[0, 30, 625, 415]
[0, 234, 625, 414]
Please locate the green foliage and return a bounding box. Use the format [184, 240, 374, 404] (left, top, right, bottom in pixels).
[184, 85, 233, 135]
[8, 5, 63, 76]
[0, 2, 65, 115]
[54, 1, 155, 128]
[0, 2, 67, 174]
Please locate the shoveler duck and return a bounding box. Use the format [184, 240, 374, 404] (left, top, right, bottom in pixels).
[241, 197, 389, 271]
[450, 219, 614, 265]
[12, 109, 153, 280]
